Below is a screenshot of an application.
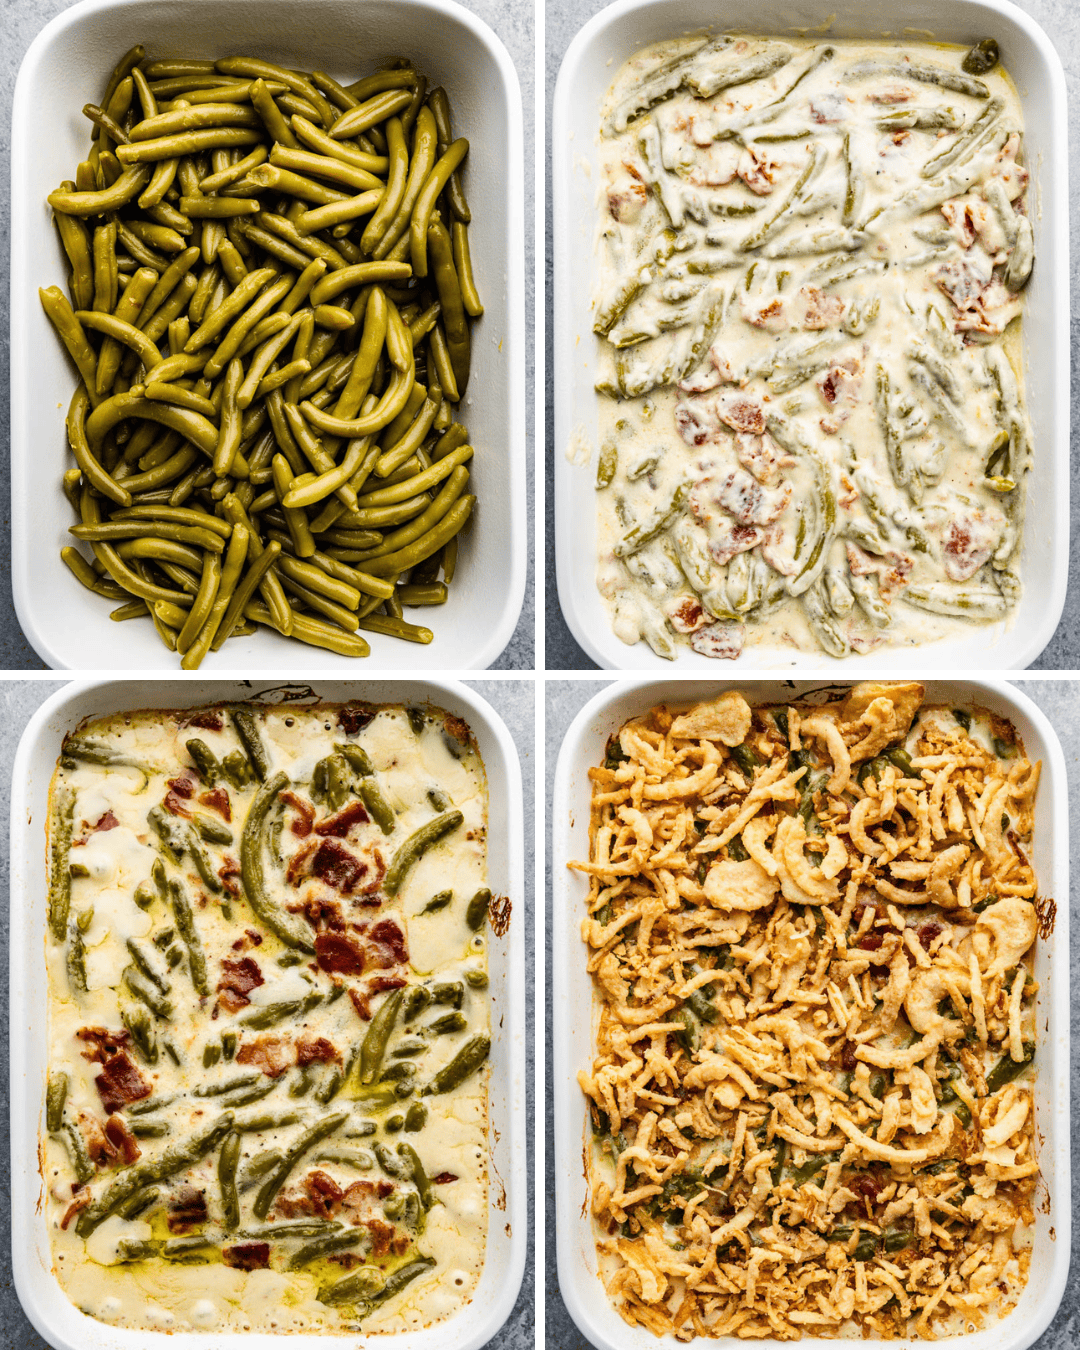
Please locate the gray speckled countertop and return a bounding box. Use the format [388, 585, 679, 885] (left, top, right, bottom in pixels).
[0, 678, 534, 1348]
[0, 0, 534, 670]
[545, 678, 1080, 1348]
[543, 0, 1080, 671]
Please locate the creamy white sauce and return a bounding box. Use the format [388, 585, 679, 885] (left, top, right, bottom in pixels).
[593, 35, 1033, 660]
[44, 703, 490, 1335]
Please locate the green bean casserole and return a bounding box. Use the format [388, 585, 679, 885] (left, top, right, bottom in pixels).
[592, 35, 1035, 660]
[43, 700, 492, 1333]
[573, 682, 1044, 1337]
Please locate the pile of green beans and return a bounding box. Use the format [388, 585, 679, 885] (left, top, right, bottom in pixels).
[42, 46, 483, 666]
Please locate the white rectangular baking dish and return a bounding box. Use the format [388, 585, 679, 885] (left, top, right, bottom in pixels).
[552, 0, 1069, 671]
[552, 676, 1070, 1350]
[10, 0, 525, 670]
[9, 677, 526, 1350]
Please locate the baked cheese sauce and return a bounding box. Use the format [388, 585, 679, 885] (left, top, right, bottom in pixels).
[592, 35, 1034, 661]
[43, 702, 489, 1335]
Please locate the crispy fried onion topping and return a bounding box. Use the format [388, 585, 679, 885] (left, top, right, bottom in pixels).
[571, 683, 1042, 1340]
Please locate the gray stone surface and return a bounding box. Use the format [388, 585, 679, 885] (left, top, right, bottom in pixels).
[0, 0, 534, 670]
[544, 677, 1080, 1347]
[0, 678, 533, 1348]
[543, 0, 1080, 671]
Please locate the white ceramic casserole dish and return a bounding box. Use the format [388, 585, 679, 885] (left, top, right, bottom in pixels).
[10, 677, 526, 1350]
[552, 0, 1069, 671]
[10, 0, 525, 670]
[552, 676, 1070, 1349]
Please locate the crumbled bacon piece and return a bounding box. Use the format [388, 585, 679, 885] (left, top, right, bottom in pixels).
[669, 598, 706, 634]
[366, 1218, 401, 1258]
[91, 811, 119, 834]
[295, 897, 345, 932]
[297, 1036, 340, 1066]
[917, 923, 943, 950]
[715, 392, 766, 436]
[94, 1052, 150, 1114]
[349, 977, 408, 1021]
[368, 919, 408, 966]
[77, 1027, 131, 1063]
[166, 774, 196, 799]
[185, 711, 223, 731]
[607, 178, 648, 223]
[287, 838, 318, 886]
[167, 1185, 208, 1232]
[219, 856, 242, 896]
[282, 791, 315, 838]
[847, 1174, 881, 1201]
[315, 931, 366, 976]
[217, 956, 263, 1012]
[80, 1113, 118, 1167]
[315, 801, 370, 838]
[237, 1036, 291, 1078]
[798, 285, 845, 331]
[311, 839, 368, 894]
[60, 1191, 91, 1230]
[943, 513, 998, 582]
[306, 1169, 344, 1217]
[432, 1172, 459, 1185]
[104, 1114, 141, 1164]
[857, 932, 885, 951]
[223, 1242, 270, 1270]
[338, 704, 375, 735]
[199, 788, 231, 821]
[342, 1179, 395, 1207]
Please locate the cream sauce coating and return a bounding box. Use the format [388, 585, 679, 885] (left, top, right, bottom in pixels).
[44, 702, 490, 1335]
[592, 35, 1034, 661]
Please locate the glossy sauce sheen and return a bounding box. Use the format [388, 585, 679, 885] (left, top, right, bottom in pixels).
[43, 703, 489, 1334]
[592, 36, 1033, 661]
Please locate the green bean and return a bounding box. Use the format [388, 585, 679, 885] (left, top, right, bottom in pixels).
[253, 1112, 348, 1219]
[47, 786, 75, 942]
[76, 1113, 235, 1235]
[47, 164, 153, 216]
[427, 1010, 466, 1035]
[963, 38, 1000, 75]
[116, 1186, 160, 1220]
[465, 888, 490, 931]
[63, 1122, 96, 1184]
[423, 1033, 489, 1095]
[46, 1072, 69, 1132]
[117, 127, 263, 163]
[169, 878, 209, 993]
[384, 811, 463, 896]
[288, 1229, 366, 1270]
[240, 771, 315, 949]
[355, 779, 394, 835]
[985, 1042, 1035, 1093]
[218, 1131, 242, 1230]
[422, 890, 453, 914]
[359, 988, 405, 1086]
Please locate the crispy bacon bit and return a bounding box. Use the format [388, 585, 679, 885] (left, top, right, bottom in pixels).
[80, 1113, 118, 1167]
[295, 896, 345, 932]
[917, 922, 943, 950]
[799, 285, 845, 330]
[91, 811, 119, 834]
[857, 932, 885, 951]
[217, 956, 264, 1012]
[706, 521, 764, 568]
[167, 1185, 208, 1232]
[166, 774, 196, 800]
[745, 298, 785, 330]
[736, 146, 777, 195]
[715, 392, 766, 436]
[104, 1114, 141, 1165]
[716, 469, 790, 527]
[607, 178, 648, 223]
[223, 1242, 270, 1270]
[343, 1179, 395, 1206]
[944, 513, 998, 582]
[367, 919, 408, 966]
[237, 1036, 291, 1078]
[94, 1052, 150, 1114]
[432, 1172, 460, 1185]
[297, 1036, 340, 1066]
[315, 801, 370, 837]
[198, 788, 231, 821]
[675, 397, 722, 446]
[282, 791, 316, 838]
[163, 791, 192, 819]
[328, 1252, 365, 1270]
[366, 1218, 401, 1258]
[734, 432, 794, 486]
[185, 711, 223, 731]
[669, 598, 706, 634]
[315, 931, 366, 976]
[219, 856, 242, 897]
[60, 1191, 91, 1230]
[349, 976, 408, 1021]
[77, 1027, 131, 1063]
[690, 621, 745, 661]
[839, 1041, 858, 1072]
[306, 1169, 345, 1217]
[287, 838, 318, 886]
[311, 839, 368, 894]
[444, 713, 470, 745]
[338, 703, 375, 735]
[847, 1174, 881, 1201]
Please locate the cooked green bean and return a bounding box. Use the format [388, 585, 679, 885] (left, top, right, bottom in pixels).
[240, 771, 315, 950]
[385, 811, 464, 895]
[423, 1033, 490, 1095]
[253, 1112, 347, 1219]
